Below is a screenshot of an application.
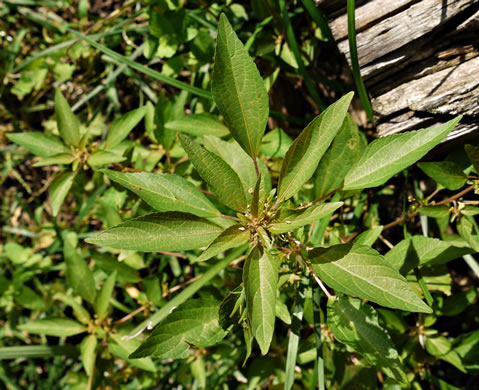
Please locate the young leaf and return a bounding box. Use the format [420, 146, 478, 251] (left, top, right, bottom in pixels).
[314, 114, 363, 197]
[105, 106, 147, 149]
[385, 235, 473, 275]
[85, 212, 223, 252]
[310, 244, 432, 313]
[64, 239, 97, 304]
[33, 153, 75, 167]
[327, 296, 408, 384]
[457, 216, 479, 252]
[7, 132, 70, 158]
[165, 113, 229, 137]
[195, 225, 249, 262]
[243, 247, 278, 355]
[211, 14, 269, 158]
[277, 92, 354, 202]
[80, 335, 97, 377]
[269, 202, 343, 234]
[426, 336, 467, 373]
[129, 299, 227, 359]
[465, 144, 479, 174]
[49, 170, 76, 216]
[109, 334, 156, 372]
[203, 136, 257, 199]
[94, 271, 117, 320]
[353, 226, 383, 247]
[179, 134, 248, 212]
[251, 174, 265, 219]
[418, 161, 467, 190]
[102, 169, 221, 218]
[55, 89, 81, 147]
[343, 116, 462, 190]
[18, 318, 86, 337]
[87, 150, 126, 168]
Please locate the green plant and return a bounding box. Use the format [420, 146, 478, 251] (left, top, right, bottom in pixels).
[77, 14, 469, 386]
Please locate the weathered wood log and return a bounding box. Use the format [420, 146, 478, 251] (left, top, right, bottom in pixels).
[319, 0, 479, 140]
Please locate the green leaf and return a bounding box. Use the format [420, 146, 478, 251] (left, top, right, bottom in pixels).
[80, 335, 97, 377]
[419, 206, 450, 218]
[385, 235, 473, 275]
[179, 134, 248, 212]
[269, 202, 343, 234]
[94, 271, 116, 319]
[343, 117, 462, 190]
[91, 252, 140, 283]
[251, 174, 265, 219]
[426, 336, 466, 373]
[49, 170, 76, 216]
[315, 114, 364, 197]
[353, 226, 383, 247]
[109, 334, 156, 372]
[129, 299, 227, 359]
[53, 293, 91, 325]
[18, 318, 86, 337]
[165, 113, 229, 137]
[465, 144, 479, 174]
[327, 296, 408, 384]
[196, 225, 249, 262]
[102, 169, 220, 218]
[33, 152, 75, 167]
[243, 247, 278, 355]
[310, 244, 432, 313]
[87, 150, 126, 168]
[64, 238, 97, 304]
[203, 136, 257, 199]
[260, 128, 293, 158]
[7, 132, 70, 158]
[454, 331, 479, 370]
[212, 14, 269, 158]
[85, 212, 223, 252]
[105, 106, 147, 149]
[457, 216, 479, 252]
[278, 92, 354, 202]
[55, 89, 81, 147]
[191, 30, 215, 62]
[418, 161, 467, 190]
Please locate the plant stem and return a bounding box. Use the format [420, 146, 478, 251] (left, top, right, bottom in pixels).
[384, 185, 476, 231]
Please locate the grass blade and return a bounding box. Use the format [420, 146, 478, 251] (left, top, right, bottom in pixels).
[66, 27, 212, 100]
[311, 285, 325, 390]
[279, 0, 325, 110]
[285, 278, 309, 390]
[347, 0, 374, 124]
[0, 345, 79, 360]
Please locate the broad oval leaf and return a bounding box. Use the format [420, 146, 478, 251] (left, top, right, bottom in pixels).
[310, 244, 432, 313]
[85, 212, 223, 252]
[327, 296, 408, 384]
[343, 116, 462, 191]
[426, 335, 466, 373]
[55, 89, 81, 147]
[179, 134, 248, 212]
[278, 92, 354, 202]
[80, 335, 97, 377]
[165, 113, 229, 137]
[196, 225, 249, 262]
[269, 202, 343, 234]
[7, 132, 70, 158]
[130, 299, 227, 359]
[18, 318, 87, 337]
[243, 247, 278, 355]
[385, 235, 473, 275]
[105, 106, 147, 149]
[212, 14, 269, 158]
[102, 169, 221, 218]
[418, 161, 467, 190]
[109, 334, 157, 372]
